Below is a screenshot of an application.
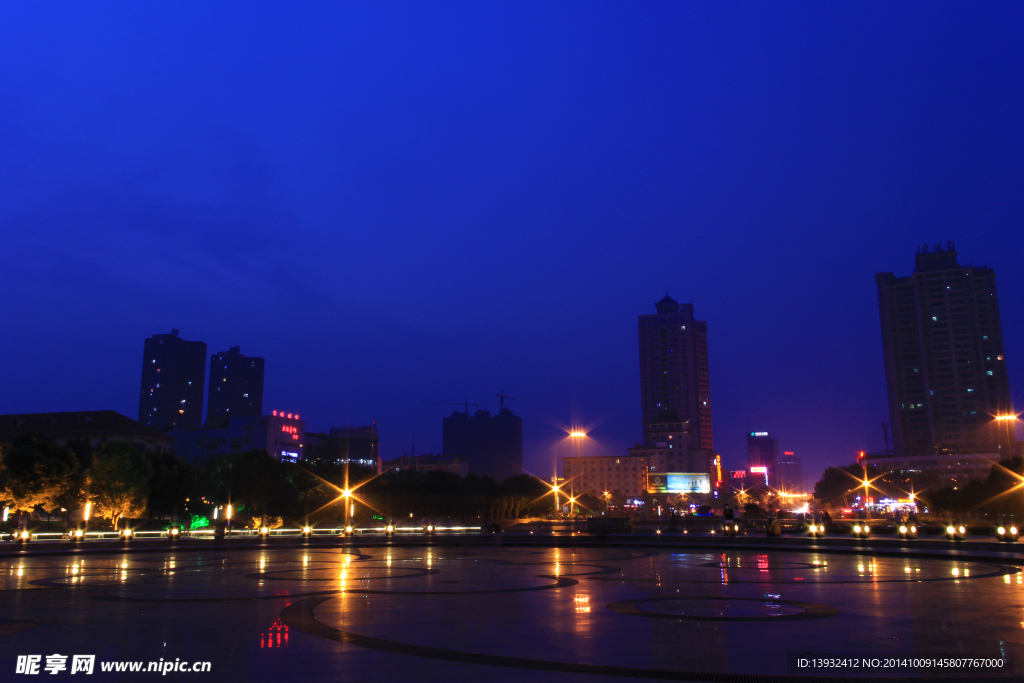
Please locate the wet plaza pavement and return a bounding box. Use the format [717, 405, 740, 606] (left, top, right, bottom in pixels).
[1, 541, 1022, 681]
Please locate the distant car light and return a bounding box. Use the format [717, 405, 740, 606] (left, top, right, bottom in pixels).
[854, 525, 862, 533]
[1012, 527, 1019, 535]
[900, 526, 907, 534]
[958, 526, 965, 534]
[302, 526, 311, 534]
[260, 527, 269, 535]
[947, 526, 955, 534]
[998, 527, 1006, 535]
[74, 529, 84, 538]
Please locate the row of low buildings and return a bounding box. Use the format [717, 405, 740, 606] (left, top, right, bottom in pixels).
[133, 328, 520, 477]
[2, 329, 517, 480]
[0, 408, 479, 480]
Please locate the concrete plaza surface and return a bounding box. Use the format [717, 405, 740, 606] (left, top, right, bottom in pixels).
[1, 538, 1022, 681]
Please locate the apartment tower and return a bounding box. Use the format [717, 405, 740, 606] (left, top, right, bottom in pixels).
[876, 243, 1012, 456]
[638, 295, 713, 449]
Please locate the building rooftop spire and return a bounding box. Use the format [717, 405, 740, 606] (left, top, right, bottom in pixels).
[654, 294, 680, 313]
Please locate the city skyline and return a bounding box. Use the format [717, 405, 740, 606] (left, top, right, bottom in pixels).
[2, 4, 1022, 479]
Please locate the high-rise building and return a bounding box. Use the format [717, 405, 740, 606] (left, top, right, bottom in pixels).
[628, 410, 691, 473]
[777, 451, 803, 493]
[747, 431, 777, 485]
[138, 329, 207, 430]
[442, 408, 522, 481]
[638, 295, 713, 449]
[206, 346, 264, 423]
[876, 243, 1013, 457]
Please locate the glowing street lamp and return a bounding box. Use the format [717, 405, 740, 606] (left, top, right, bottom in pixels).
[550, 481, 561, 514]
[569, 430, 586, 516]
[994, 413, 1019, 454]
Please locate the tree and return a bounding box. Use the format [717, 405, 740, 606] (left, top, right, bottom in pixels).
[145, 451, 198, 519]
[86, 442, 152, 523]
[813, 466, 861, 507]
[500, 474, 551, 518]
[0, 435, 79, 511]
[200, 450, 311, 525]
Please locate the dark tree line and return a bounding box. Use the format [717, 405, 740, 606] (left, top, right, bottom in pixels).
[0, 436, 562, 526]
[813, 457, 1024, 518]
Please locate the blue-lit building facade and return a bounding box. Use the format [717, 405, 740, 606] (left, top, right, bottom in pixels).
[170, 411, 305, 464]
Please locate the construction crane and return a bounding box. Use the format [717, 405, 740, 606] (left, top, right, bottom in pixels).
[496, 391, 518, 411]
[422, 399, 479, 415]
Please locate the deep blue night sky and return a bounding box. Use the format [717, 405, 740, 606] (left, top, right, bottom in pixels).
[2, 3, 1022, 484]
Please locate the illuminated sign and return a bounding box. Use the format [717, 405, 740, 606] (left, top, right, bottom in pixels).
[272, 411, 301, 420]
[750, 431, 769, 437]
[281, 425, 300, 440]
[648, 473, 711, 494]
[729, 470, 746, 478]
[714, 455, 722, 484]
[784, 451, 794, 456]
[280, 451, 299, 463]
[749, 466, 769, 486]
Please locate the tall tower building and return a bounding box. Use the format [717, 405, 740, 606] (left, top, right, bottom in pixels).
[777, 451, 803, 493]
[138, 329, 207, 430]
[206, 346, 265, 423]
[746, 431, 778, 485]
[876, 243, 1013, 457]
[638, 295, 713, 449]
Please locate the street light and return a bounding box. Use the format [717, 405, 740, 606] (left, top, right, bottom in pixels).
[569, 431, 586, 516]
[341, 489, 352, 530]
[994, 413, 1019, 454]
